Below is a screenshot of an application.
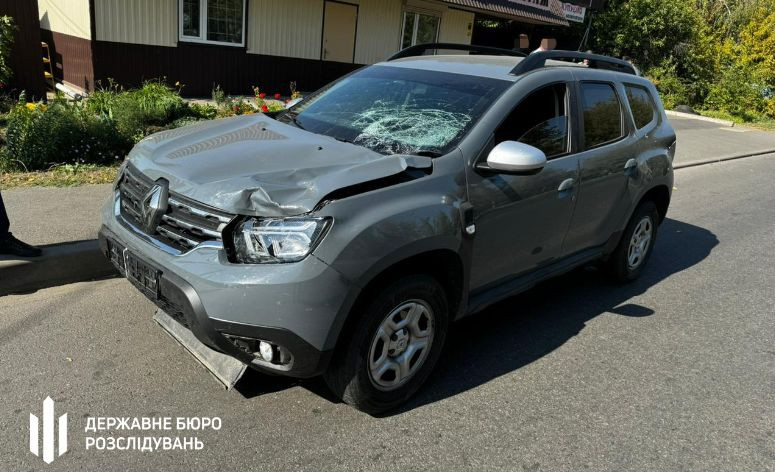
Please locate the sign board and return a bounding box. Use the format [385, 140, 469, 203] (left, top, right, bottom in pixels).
[562, 2, 586, 22]
[507, 0, 551, 11]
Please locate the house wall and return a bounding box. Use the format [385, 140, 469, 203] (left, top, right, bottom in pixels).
[38, 0, 91, 40]
[38, 0, 94, 91]
[439, 8, 474, 44]
[95, 0, 177, 47]
[79, 0, 477, 95]
[246, 0, 402, 64]
[247, 0, 323, 60]
[0, 0, 46, 98]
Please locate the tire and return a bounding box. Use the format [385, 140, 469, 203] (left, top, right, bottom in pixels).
[324, 275, 449, 415]
[606, 200, 660, 282]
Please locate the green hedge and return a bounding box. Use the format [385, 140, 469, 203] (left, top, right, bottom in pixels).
[0, 80, 293, 171]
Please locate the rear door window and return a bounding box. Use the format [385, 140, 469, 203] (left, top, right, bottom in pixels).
[580, 82, 623, 149]
[625, 84, 657, 129]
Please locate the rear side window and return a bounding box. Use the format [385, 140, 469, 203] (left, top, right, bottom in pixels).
[625, 85, 657, 129]
[580, 82, 623, 149]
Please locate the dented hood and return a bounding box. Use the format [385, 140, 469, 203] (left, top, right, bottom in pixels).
[127, 114, 426, 216]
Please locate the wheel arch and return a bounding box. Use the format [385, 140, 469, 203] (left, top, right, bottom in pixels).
[638, 184, 671, 223]
[325, 248, 466, 359]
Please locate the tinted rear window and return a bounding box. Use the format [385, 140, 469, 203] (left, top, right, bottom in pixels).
[625, 85, 657, 129]
[580, 82, 623, 149]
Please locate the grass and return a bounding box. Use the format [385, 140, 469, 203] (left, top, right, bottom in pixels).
[698, 109, 775, 130]
[0, 163, 119, 189]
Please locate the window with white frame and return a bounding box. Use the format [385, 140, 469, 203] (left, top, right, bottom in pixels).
[401, 11, 440, 49]
[180, 0, 246, 46]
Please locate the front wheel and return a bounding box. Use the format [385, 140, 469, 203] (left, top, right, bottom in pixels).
[606, 200, 660, 282]
[324, 275, 448, 415]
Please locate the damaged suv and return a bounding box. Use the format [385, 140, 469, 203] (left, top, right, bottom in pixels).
[100, 45, 675, 414]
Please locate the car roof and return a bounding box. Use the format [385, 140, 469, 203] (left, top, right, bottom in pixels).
[377, 54, 585, 81]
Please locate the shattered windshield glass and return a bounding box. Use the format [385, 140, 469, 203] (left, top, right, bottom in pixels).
[280, 66, 511, 156]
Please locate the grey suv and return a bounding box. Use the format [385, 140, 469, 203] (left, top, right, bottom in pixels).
[99, 45, 676, 414]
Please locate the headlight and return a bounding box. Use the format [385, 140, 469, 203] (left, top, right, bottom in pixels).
[232, 217, 331, 263]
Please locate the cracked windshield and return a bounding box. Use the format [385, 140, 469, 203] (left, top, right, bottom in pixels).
[281, 65, 510, 156]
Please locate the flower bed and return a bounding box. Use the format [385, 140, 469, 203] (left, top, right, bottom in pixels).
[0, 80, 299, 173]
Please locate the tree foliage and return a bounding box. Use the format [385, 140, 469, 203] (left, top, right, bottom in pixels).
[586, 0, 775, 119]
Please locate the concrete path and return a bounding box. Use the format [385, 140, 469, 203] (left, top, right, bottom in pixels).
[671, 116, 775, 167]
[0, 185, 115, 295]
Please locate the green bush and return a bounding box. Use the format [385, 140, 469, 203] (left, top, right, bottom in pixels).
[2, 96, 132, 171]
[705, 63, 764, 120]
[646, 62, 690, 110]
[87, 80, 186, 140]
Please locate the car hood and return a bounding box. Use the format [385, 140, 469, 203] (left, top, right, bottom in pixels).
[127, 114, 429, 217]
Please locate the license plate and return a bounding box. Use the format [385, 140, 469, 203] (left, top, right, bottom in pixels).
[123, 249, 160, 298]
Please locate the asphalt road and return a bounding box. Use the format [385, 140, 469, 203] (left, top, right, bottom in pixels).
[1, 155, 774, 471]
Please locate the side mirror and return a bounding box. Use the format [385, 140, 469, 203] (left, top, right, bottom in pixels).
[285, 97, 303, 109]
[482, 141, 547, 174]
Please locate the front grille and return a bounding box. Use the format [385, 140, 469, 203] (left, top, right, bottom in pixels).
[118, 165, 234, 253]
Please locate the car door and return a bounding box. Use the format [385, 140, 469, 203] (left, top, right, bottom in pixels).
[466, 78, 581, 291]
[561, 78, 634, 255]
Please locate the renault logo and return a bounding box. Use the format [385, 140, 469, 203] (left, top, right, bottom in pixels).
[141, 180, 169, 233]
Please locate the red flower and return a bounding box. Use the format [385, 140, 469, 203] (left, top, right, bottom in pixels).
[274, 93, 281, 99]
[0, 83, 5, 89]
[258, 92, 266, 98]
[233, 105, 240, 112]
[261, 105, 269, 112]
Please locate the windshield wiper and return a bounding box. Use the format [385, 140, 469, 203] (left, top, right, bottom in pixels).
[414, 150, 443, 158]
[290, 114, 306, 131]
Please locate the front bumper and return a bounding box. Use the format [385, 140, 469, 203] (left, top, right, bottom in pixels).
[98, 216, 350, 378]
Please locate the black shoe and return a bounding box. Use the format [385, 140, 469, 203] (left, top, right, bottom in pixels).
[0, 233, 43, 257]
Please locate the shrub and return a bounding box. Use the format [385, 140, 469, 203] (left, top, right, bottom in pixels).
[646, 62, 690, 110]
[2, 96, 132, 171]
[87, 79, 186, 140]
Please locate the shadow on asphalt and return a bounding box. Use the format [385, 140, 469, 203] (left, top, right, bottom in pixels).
[237, 218, 719, 415]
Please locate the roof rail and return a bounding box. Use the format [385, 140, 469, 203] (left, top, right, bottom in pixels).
[510, 50, 638, 76]
[387, 43, 526, 61]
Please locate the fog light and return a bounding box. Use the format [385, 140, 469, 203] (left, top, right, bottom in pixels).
[258, 341, 274, 362]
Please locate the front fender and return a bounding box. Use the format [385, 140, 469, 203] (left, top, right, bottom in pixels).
[311, 153, 470, 349]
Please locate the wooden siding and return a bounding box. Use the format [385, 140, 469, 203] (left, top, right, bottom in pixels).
[40, 29, 95, 91]
[439, 8, 474, 44]
[247, 0, 324, 60]
[247, 0, 403, 64]
[38, 0, 91, 40]
[92, 40, 362, 97]
[353, 0, 403, 64]
[95, 0, 177, 47]
[0, 0, 46, 98]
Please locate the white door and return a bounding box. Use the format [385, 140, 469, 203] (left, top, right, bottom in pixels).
[322, 1, 358, 63]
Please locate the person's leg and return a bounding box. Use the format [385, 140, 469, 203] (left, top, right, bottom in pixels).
[0, 190, 9, 237]
[0, 191, 42, 257]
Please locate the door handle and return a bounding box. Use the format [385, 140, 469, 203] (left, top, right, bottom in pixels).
[624, 158, 637, 171]
[558, 178, 574, 192]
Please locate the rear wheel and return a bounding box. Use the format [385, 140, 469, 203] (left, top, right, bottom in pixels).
[324, 275, 448, 414]
[606, 200, 660, 282]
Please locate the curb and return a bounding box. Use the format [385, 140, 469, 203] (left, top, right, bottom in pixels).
[0, 240, 117, 296]
[666, 110, 735, 127]
[674, 149, 775, 170]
